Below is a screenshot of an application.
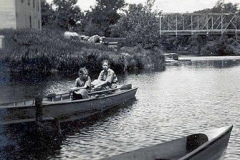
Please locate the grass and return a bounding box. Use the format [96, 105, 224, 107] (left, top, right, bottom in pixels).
[0, 29, 165, 75]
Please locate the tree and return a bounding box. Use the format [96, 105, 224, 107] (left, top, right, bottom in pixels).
[94, 0, 125, 24]
[83, 0, 126, 36]
[110, 4, 161, 48]
[146, 0, 156, 12]
[53, 0, 84, 30]
[195, 1, 238, 13]
[212, 0, 238, 13]
[41, 0, 55, 28]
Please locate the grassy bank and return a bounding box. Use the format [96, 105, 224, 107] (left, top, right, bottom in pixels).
[0, 29, 164, 75]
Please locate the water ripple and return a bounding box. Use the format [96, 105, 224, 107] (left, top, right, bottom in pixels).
[2, 63, 240, 160]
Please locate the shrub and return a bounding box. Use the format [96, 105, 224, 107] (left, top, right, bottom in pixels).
[1, 29, 164, 75]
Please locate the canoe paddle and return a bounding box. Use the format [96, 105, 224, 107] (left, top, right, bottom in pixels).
[89, 84, 132, 95]
[46, 84, 132, 99]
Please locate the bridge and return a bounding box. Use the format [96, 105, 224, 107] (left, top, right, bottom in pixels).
[159, 13, 240, 37]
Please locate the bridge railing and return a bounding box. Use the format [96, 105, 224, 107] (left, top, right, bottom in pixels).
[159, 13, 240, 36]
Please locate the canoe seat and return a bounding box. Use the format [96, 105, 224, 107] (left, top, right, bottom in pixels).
[120, 84, 132, 90]
[186, 133, 208, 153]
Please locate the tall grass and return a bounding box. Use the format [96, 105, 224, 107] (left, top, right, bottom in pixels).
[0, 29, 164, 75]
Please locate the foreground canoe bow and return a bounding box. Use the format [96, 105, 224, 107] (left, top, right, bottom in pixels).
[101, 126, 233, 160]
[0, 84, 138, 125]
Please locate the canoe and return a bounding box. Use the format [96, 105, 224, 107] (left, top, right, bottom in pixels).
[101, 126, 233, 160]
[0, 85, 138, 125]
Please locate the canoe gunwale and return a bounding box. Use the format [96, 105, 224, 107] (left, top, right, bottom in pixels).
[101, 126, 233, 160]
[0, 87, 138, 125]
[0, 88, 138, 109]
[42, 87, 138, 107]
[179, 125, 233, 160]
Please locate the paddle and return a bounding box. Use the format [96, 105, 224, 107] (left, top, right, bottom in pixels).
[89, 84, 132, 95]
[46, 87, 89, 99]
[46, 84, 132, 100]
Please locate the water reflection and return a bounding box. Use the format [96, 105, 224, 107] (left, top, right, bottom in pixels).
[1, 60, 240, 160]
[0, 123, 61, 160]
[0, 98, 137, 160]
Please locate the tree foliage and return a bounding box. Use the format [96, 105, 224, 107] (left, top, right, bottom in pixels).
[83, 0, 126, 36]
[41, 0, 55, 27]
[41, 0, 84, 30]
[212, 1, 238, 13]
[47, 0, 84, 30]
[194, 0, 239, 13]
[110, 4, 161, 49]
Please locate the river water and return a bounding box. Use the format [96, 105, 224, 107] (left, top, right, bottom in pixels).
[1, 59, 240, 160]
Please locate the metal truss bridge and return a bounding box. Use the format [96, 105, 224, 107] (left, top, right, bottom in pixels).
[159, 13, 240, 36]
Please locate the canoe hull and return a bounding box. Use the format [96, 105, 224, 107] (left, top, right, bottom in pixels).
[0, 88, 138, 124]
[180, 126, 232, 160]
[43, 88, 138, 122]
[102, 126, 233, 160]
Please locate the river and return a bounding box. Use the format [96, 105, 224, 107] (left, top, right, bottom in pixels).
[0, 59, 240, 160]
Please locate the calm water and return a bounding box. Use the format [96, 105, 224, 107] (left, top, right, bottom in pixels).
[1, 60, 240, 160]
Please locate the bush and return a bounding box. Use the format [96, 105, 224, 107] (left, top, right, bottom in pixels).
[161, 34, 240, 56]
[1, 29, 165, 75]
[200, 37, 240, 56]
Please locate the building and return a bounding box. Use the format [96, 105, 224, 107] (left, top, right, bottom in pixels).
[0, 0, 42, 30]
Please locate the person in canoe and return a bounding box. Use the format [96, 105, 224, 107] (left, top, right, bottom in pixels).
[91, 59, 118, 90]
[70, 67, 91, 100]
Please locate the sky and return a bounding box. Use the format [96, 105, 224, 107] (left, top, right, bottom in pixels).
[46, 0, 240, 13]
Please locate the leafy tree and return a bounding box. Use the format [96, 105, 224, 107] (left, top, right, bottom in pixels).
[83, 0, 126, 36]
[84, 20, 104, 36]
[95, 0, 125, 23]
[53, 0, 84, 30]
[195, 1, 238, 13]
[110, 4, 161, 49]
[212, 1, 238, 13]
[41, 0, 55, 28]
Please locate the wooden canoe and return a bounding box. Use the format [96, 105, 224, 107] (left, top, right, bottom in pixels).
[0, 85, 138, 125]
[101, 126, 233, 160]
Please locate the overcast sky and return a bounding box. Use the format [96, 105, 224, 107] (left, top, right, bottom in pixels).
[46, 0, 240, 13]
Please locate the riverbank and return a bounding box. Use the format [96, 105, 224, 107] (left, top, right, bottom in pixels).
[164, 54, 240, 67]
[0, 29, 165, 75]
[179, 55, 240, 61]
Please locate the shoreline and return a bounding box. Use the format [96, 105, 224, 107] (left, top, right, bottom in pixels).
[178, 55, 240, 61]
